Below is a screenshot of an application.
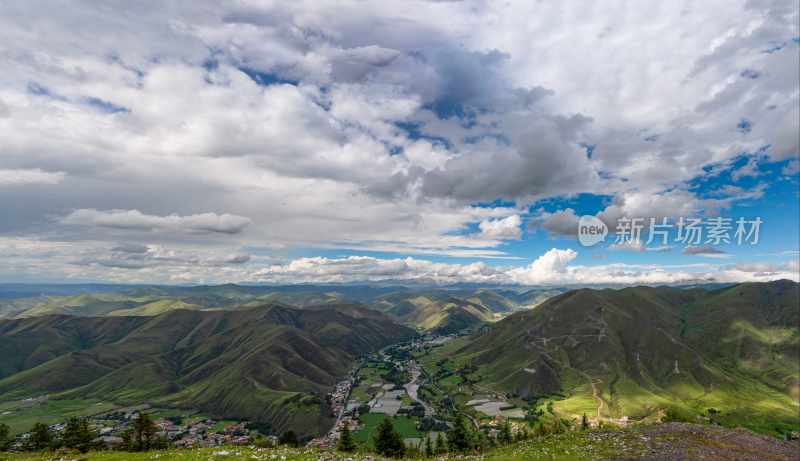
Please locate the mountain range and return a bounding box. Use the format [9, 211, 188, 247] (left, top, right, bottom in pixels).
[431, 280, 799, 434]
[0, 284, 565, 333]
[0, 280, 796, 437]
[0, 303, 415, 436]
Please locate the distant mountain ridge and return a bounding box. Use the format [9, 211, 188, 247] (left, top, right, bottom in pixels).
[0, 284, 569, 333]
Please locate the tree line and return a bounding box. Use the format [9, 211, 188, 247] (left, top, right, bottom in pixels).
[0, 410, 593, 457]
[0, 412, 167, 453]
[334, 412, 587, 459]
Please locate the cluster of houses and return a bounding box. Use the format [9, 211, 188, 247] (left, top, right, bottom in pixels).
[307, 375, 359, 449]
[9, 407, 273, 451]
[164, 420, 258, 448]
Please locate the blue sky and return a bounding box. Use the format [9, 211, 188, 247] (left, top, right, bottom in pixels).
[0, 0, 797, 285]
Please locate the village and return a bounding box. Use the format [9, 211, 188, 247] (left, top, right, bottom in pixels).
[306, 331, 535, 450]
[8, 405, 274, 451]
[8, 331, 534, 453]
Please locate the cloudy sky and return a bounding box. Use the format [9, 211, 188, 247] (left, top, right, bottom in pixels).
[0, 0, 798, 285]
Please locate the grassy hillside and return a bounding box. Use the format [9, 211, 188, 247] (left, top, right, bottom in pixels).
[5, 423, 799, 460]
[373, 291, 497, 332]
[0, 305, 416, 436]
[426, 281, 800, 436]
[2, 285, 418, 318]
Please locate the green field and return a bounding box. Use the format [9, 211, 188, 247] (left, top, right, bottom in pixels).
[353, 413, 422, 444]
[0, 399, 118, 436]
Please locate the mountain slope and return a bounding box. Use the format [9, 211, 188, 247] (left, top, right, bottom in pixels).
[0, 304, 416, 436]
[373, 291, 495, 332]
[431, 281, 799, 434]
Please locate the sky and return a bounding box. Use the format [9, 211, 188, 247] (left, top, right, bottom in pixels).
[0, 0, 798, 286]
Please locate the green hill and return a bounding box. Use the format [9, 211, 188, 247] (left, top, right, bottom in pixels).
[0, 304, 416, 436]
[3, 285, 566, 328]
[428, 280, 800, 435]
[373, 291, 496, 332]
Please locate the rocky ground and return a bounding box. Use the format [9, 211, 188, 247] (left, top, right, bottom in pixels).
[608, 423, 799, 461]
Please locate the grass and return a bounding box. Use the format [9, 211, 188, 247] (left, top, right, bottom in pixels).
[438, 375, 461, 387]
[209, 420, 239, 432]
[353, 413, 421, 444]
[0, 399, 117, 436]
[3, 422, 798, 461]
[1, 447, 382, 461]
[350, 385, 371, 402]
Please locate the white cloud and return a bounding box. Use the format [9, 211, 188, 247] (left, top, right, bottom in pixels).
[530, 208, 580, 237]
[682, 245, 730, 258]
[0, 0, 796, 280]
[0, 168, 65, 186]
[508, 248, 578, 284]
[783, 158, 800, 176]
[61, 209, 252, 235]
[0, 237, 797, 285]
[608, 240, 646, 252]
[478, 214, 522, 240]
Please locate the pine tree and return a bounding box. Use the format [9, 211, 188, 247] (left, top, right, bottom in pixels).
[337, 423, 356, 452]
[0, 423, 10, 451]
[424, 434, 433, 457]
[435, 432, 447, 454]
[279, 430, 299, 447]
[447, 415, 472, 453]
[373, 417, 405, 458]
[498, 420, 513, 444]
[581, 413, 589, 431]
[27, 422, 52, 451]
[62, 417, 96, 453]
[127, 412, 157, 451]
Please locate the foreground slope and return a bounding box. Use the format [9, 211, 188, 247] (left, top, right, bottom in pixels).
[0, 304, 415, 436]
[6, 423, 799, 461]
[431, 280, 800, 435]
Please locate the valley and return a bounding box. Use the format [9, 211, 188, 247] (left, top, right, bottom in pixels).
[0, 280, 798, 458]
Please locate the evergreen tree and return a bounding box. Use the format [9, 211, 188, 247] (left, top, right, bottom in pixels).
[0, 423, 10, 451]
[498, 420, 513, 444]
[279, 430, 299, 447]
[581, 413, 589, 431]
[551, 418, 564, 434]
[337, 423, 356, 452]
[435, 432, 447, 454]
[62, 417, 96, 453]
[27, 422, 52, 451]
[125, 412, 158, 451]
[446, 415, 472, 453]
[373, 417, 405, 458]
[424, 434, 433, 457]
